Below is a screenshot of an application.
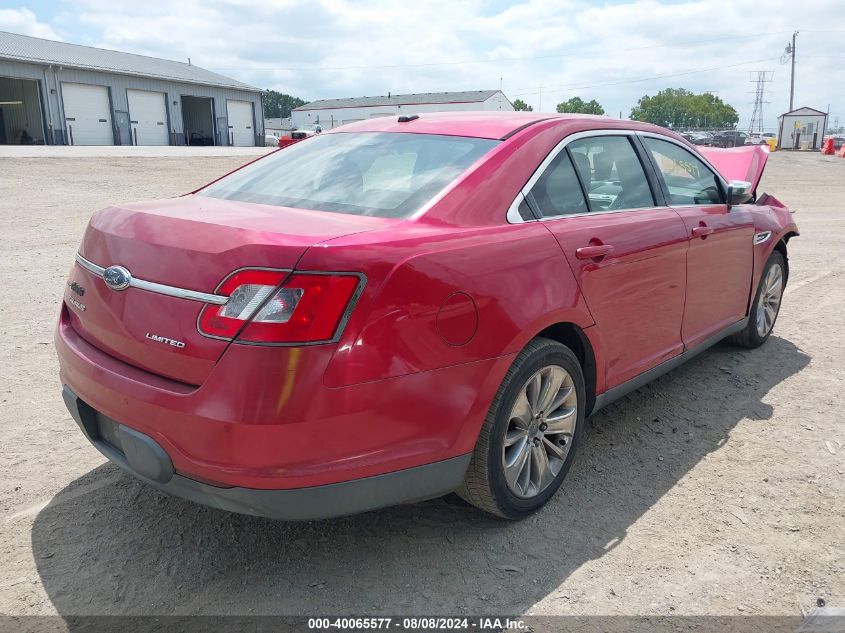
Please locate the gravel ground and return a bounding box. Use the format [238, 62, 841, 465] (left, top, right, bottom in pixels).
[0, 151, 842, 618]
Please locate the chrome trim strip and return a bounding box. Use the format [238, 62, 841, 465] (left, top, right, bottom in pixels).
[74, 253, 105, 276]
[753, 230, 772, 245]
[74, 253, 229, 305]
[506, 192, 529, 224]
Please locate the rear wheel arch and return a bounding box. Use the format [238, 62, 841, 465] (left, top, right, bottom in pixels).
[457, 336, 586, 518]
[534, 322, 597, 415]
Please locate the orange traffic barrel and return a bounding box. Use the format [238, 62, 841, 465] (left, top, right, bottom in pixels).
[821, 138, 835, 155]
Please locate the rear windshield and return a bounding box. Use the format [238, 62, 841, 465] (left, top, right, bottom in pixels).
[198, 132, 499, 218]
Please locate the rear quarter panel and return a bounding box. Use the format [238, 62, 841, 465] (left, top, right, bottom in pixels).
[295, 222, 594, 388]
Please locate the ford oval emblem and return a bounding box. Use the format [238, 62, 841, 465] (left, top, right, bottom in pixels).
[103, 265, 132, 291]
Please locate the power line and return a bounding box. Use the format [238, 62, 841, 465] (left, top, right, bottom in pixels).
[505, 56, 781, 98]
[207, 32, 783, 72]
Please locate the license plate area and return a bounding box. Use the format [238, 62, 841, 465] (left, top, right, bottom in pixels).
[95, 413, 123, 453]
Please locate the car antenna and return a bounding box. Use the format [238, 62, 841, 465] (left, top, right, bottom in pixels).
[398, 114, 419, 123]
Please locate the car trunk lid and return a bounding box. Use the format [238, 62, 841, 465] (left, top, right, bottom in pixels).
[65, 195, 391, 385]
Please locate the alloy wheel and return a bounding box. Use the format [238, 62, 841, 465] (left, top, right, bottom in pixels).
[756, 262, 784, 337]
[502, 365, 578, 498]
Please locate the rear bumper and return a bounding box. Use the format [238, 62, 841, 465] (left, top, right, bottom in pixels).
[56, 306, 508, 491]
[63, 385, 471, 520]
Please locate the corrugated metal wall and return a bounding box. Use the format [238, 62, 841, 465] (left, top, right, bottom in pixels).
[0, 58, 263, 145]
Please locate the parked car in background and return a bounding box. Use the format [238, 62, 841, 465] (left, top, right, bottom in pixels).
[688, 132, 713, 146]
[56, 112, 798, 521]
[264, 134, 279, 147]
[712, 130, 748, 147]
[745, 132, 776, 146]
[290, 123, 323, 140]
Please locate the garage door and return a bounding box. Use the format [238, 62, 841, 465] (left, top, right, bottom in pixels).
[226, 100, 254, 146]
[127, 89, 169, 146]
[61, 83, 114, 146]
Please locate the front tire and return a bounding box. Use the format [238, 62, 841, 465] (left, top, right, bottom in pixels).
[457, 338, 585, 519]
[728, 250, 786, 348]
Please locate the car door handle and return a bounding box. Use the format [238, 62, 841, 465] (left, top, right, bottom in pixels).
[575, 244, 614, 260]
[692, 226, 714, 239]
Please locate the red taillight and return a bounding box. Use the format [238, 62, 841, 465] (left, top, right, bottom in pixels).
[198, 269, 362, 344]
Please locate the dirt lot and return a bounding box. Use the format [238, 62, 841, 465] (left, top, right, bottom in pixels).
[0, 151, 842, 619]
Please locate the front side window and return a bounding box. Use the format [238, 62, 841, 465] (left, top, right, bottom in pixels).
[527, 150, 588, 218]
[642, 137, 724, 205]
[199, 132, 499, 218]
[567, 136, 655, 210]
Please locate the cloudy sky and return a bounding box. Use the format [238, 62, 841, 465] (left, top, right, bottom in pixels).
[2, 0, 843, 130]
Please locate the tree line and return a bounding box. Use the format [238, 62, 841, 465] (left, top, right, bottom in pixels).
[263, 90, 306, 119]
[513, 88, 739, 129]
[265, 87, 740, 131]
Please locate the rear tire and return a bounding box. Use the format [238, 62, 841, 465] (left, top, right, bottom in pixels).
[457, 338, 585, 519]
[728, 250, 786, 349]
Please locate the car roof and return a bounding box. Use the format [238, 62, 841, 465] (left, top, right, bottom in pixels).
[327, 111, 630, 140]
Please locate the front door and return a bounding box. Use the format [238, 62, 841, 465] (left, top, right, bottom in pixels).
[524, 133, 689, 390]
[639, 136, 754, 349]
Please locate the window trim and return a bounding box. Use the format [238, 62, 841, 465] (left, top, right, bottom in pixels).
[506, 128, 730, 223]
[507, 129, 663, 223]
[629, 134, 668, 207]
[634, 131, 729, 207]
[523, 148, 590, 220]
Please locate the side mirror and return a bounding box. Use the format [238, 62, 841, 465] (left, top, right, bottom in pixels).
[727, 180, 753, 209]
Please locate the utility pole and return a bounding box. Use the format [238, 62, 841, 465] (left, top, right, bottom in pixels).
[782, 31, 798, 111]
[790, 31, 797, 111]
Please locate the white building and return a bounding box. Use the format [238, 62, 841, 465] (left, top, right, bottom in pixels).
[777, 106, 828, 150]
[291, 90, 513, 130]
[264, 117, 293, 138]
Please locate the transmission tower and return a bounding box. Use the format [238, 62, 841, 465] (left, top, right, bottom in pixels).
[748, 71, 773, 135]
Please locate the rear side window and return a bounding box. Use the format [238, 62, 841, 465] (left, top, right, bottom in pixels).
[567, 136, 655, 210]
[199, 132, 498, 218]
[642, 137, 725, 205]
[527, 151, 588, 218]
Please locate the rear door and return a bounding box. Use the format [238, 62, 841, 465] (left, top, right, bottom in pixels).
[127, 89, 169, 146]
[523, 132, 689, 390]
[226, 99, 255, 146]
[638, 135, 753, 349]
[61, 83, 114, 146]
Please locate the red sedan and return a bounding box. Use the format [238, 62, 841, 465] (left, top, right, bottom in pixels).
[56, 112, 798, 520]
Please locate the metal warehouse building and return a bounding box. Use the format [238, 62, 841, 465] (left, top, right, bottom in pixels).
[0, 31, 263, 146]
[291, 90, 514, 130]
